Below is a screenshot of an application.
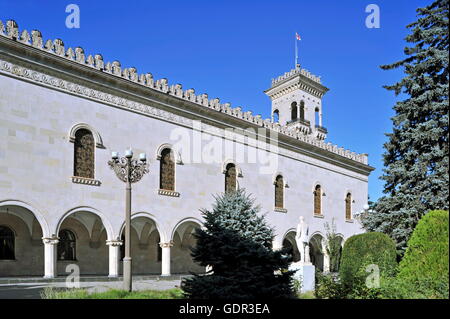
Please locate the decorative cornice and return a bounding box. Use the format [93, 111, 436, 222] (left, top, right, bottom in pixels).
[0, 57, 372, 177]
[0, 19, 371, 169]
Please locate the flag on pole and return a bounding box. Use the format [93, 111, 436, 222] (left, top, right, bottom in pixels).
[296, 32, 301, 41]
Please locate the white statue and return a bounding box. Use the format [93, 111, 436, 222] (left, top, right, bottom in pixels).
[295, 216, 310, 264]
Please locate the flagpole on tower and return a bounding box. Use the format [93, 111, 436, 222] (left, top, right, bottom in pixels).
[295, 32, 301, 69]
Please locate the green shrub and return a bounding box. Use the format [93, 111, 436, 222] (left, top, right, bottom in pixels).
[380, 276, 449, 299]
[315, 268, 384, 299]
[389, 210, 449, 299]
[340, 232, 397, 289]
[314, 272, 348, 299]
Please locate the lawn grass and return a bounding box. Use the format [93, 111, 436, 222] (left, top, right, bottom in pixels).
[42, 286, 316, 299]
[297, 291, 316, 299]
[41, 287, 184, 299]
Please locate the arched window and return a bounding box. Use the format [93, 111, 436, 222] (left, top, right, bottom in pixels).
[0, 226, 15, 260]
[225, 163, 237, 193]
[57, 229, 76, 261]
[160, 148, 175, 191]
[291, 102, 298, 121]
[345, 193, 352, 220]
[273, 109, 279, 123]
[314, 185, 322, 215]
[300, 101, 305, 121]
[274, 175, 284, 208]
[73, 128, 95, 179]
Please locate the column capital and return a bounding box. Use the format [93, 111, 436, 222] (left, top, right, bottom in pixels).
[106, 240, 123, 247]
[42, 237, 59, 245]
[159, 241, 173, 248]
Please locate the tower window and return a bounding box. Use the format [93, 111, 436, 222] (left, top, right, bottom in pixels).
[273, 109, 279, 123]
[300, 101, 305, 121]
[291, 102, 298, 121]
[315, 107, 320, 126]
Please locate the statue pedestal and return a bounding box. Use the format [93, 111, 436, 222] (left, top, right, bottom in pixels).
[289, 262, 315, 293]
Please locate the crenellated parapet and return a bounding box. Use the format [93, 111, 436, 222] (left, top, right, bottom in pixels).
[0, 19, 368, 165]
[271, 65, 322, 86]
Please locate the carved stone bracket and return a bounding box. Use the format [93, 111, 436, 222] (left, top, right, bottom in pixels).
[71, 176, 101, 186]
[158, 189, 180, 197]
[106, 240, 123, 247]
[159, 241, 174, 248]
[42, 237, 59, 245]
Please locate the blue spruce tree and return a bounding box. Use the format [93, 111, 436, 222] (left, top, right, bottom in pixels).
[362, 0, 449, 255]
[181, 189, 295, 298]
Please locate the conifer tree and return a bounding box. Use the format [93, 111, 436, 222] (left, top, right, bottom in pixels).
[182, 189, 295, 299]
[362, 0, 449, 254]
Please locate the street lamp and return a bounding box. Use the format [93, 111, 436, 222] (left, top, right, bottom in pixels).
[108, 149, 149, 292]
[354, 204, 373, 224]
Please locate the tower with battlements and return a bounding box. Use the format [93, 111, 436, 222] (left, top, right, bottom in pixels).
[265, 66, 329, 140]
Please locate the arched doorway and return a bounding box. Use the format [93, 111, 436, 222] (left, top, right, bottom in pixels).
[119, 215, 161, 275]
[56, 210, 110, 275]
[282, 231, 300, 262]
[171, 220, 204, 274]
[309, 234, 324, 272]
[0, 204, 46, 276]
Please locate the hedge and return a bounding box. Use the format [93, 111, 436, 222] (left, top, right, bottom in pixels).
[340, 232, 397, 288]
[394, 210, 449, 298]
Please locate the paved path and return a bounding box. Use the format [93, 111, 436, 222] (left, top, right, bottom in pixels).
[0, 279, 182, 299]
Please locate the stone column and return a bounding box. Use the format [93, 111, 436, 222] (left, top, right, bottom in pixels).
[107, 240, 123, 278]
[43, 237, 59, 278]
[160, 241, 173, 276]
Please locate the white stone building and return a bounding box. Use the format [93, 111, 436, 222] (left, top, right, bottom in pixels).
[0, 20, 374, 278]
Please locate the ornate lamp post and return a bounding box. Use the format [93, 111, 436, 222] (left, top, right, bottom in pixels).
[108, 149, 149, 292]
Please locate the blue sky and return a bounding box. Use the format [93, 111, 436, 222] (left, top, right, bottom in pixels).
[0, 0, 431, 201]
